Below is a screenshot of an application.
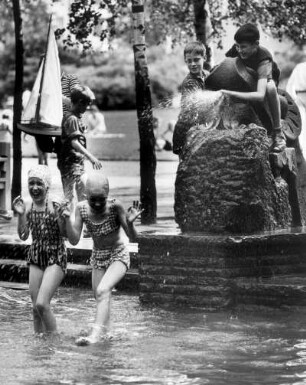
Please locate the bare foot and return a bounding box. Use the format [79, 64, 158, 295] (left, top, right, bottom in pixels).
[75, 324, 103, 346]
[75, 335, 97, 346]
[75, 325, 112, 346]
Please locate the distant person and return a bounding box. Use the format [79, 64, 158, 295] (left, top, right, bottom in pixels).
[172, 41, 209, 156]
[220, 23, 286, 153]
[12, 165, 67, 335]
[0, 112, 12, 143]
[60, 171, 143, 345]
[286, 62, 306, 158]
[83, 104, 107, 135]
[154, 117, 175, 152]
[58, 85, 103, 203]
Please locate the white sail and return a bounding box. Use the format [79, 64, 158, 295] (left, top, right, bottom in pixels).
[20, 19, 63, 135]
[21, 60, 44, 124]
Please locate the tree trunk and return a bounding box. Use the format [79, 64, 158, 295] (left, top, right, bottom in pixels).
[193, 0, 213, 69]
[132, 0, 157, 224]
[11, 0, 23, 202]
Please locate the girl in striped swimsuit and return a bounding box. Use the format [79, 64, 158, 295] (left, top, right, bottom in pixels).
[13, 165, 67, 335]
[62, 170, 142, 345]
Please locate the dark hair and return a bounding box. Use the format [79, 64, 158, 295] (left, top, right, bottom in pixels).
[71, 85, 95, 104]
[234, 23, 260, 44]
[184, 41, 206, 59]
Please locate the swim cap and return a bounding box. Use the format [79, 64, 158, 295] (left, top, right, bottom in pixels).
[28, 165, 52, 188]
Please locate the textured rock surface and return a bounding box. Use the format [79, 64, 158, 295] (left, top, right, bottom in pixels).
[138, 232, 306, 309]
[175, 124, 292, 233]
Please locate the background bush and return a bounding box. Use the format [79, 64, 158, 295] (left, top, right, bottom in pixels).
[61, 43, 186, 110]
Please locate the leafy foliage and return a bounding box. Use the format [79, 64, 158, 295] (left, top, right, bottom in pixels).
[57, 0, 131, 51]
[59, 43, 186, 110]
[59, 0, 306, 53]
[227, 0, 306, 46]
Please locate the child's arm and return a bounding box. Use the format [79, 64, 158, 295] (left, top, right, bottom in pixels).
[57, 217, 67, 237]
[71, 138, 103, 170]
[63, 115, 102, 170]
[61, 202, 84, 245]
[116, 200, 143, 242]
[221, 78, 268, 102]
[12, 196, 30, 241]
[52, 201, 67, 238]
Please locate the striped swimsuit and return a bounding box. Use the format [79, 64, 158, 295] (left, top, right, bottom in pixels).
[61, 72, 80, 116]
[27, 200, 67, 272]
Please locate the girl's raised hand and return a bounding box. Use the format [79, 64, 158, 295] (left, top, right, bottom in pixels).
[127, 201, 143, 223]
[12, 196, 26, 215]
[56, 200, 73, 219]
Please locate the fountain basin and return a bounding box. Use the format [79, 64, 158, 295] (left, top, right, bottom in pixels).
[137, 229, 306, 310]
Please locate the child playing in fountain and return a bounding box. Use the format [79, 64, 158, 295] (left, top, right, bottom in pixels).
[12, 165, 67, 335]
[221, 23, 286, 153]
[60, 170, 143, 345]
[173, 41, 209, 155]
[58, 85, 103, 203]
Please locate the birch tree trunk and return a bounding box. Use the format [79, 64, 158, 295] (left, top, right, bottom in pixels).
[11, 0, 23, 202]
[132, 0, 157, 224]
[193, 0, 213, 69]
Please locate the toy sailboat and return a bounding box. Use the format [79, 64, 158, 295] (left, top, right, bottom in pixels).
[18, 17, 62, 136]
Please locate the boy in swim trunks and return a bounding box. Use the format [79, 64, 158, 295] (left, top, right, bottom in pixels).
[58, 85, 103, 203]
[61, 170, 143, 345]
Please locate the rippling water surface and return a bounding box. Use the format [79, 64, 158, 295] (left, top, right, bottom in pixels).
[1, 286, 306, 385]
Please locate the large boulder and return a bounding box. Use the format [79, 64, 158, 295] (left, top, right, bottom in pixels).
[175, 124, 292, 233]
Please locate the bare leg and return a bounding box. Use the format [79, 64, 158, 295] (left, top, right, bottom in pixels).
[29, 264, 44, 333]
[76, 174, 87, 202]
[42, 152, 48, 166]
[35, 264, 65, 333]
[76, 261, 127, 345]
[266, 81, 281, 129]
[61, 174, 75, 202]
[36, 142, 48, 166]
[92, 267, 106, 300]
[266, 81, 286, 152]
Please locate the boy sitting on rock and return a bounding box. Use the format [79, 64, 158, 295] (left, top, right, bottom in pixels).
[221, 23, 286, 153]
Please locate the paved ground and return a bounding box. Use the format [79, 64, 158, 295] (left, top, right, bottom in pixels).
[0, 156, 180, 245]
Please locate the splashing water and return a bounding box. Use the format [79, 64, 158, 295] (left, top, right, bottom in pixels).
[180, 90, 224, 130]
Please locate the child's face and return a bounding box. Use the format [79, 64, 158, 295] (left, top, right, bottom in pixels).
[86, 183, 109, 213]
[88, 192, 108, 212]
[76, 99, 92, 114]
[185, 53, 205, 77]
[28, 177, 47, 203]
[235, 41, 258, 60]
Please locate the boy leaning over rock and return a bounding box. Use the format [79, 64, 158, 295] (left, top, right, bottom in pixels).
[221, 23, 286, 153]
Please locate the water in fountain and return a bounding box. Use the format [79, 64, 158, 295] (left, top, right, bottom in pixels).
[1, 286, 306, 385]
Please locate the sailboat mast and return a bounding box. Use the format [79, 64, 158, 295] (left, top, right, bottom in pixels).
[35, 15, 53, 123]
